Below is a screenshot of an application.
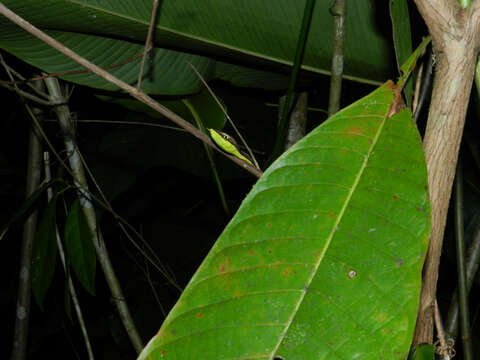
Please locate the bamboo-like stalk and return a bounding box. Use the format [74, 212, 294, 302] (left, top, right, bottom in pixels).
[11, 109, 43, 360]
[43, 77, 144, 353]
[328, 0, 346, 117]
[43, 152, 95, 359]
[453, 155, 473, 360]
[446, 210, 480, 338]
[271, 0, 316, 161]
[282, 92, 308, 150]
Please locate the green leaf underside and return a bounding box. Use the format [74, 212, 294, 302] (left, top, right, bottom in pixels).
[1, 0, 394, 87]
[0, 28, 212, 95]
[139, 81, 430, 359]
[64, 200, 96, 295]
[408, 344, 435, 360]
[31, 199, 58, 309]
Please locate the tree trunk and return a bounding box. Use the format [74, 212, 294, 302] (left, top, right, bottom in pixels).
[412, 0, 480, 345]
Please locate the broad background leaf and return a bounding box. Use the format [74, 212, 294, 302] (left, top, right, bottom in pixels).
[138, 82, 430, 359]
[64, 200, 96, 295]
[390, 0, 414, 106]
[31, 198, 58, 309]
[0, 0, 395, 94]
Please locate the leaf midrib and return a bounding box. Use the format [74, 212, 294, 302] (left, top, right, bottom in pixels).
[269, 97, 391, 358]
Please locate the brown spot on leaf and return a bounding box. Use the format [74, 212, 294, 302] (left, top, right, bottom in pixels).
[328, 212, 336, 219]
[345, 127, 365, 136]
[196, 313, 203, 318]
[218, 258, 232, 274]
[161, 350, 166, 355]
[314, 162, 319, 167]
[268, 249, 272, 254]
[393, 194, 398, 199]
[267, 223, 272, 228]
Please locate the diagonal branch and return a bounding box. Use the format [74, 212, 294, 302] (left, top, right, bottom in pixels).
[0, 3, 262, 179]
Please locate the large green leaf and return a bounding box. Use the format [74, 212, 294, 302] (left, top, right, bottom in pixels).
[138, 81, 430, 359]
[0, 0, 394, 94]
[0, 28, 212, 95]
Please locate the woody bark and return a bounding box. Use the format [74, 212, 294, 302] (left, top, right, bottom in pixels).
[412, 0, 480, 345]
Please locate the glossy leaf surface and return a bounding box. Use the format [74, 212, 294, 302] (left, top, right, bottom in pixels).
[139, 81, 430, 359]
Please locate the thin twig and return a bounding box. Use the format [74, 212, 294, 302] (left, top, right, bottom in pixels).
[283, 92, 308, 150]
[412, 61, 424, 114]
[11, 99, 43, 360]
[446, 209, 480, 339]
[185, 61, 260, 170]
[434, 300, 456, 360]
[328, 0, 346, 116]
[44, 151, 95, 360]
[182, 98, 230, 215]
[0, 3, 262, 178]
[43, 77, 144, 353]
[27, 105, 182, 292]
[453, 154, 473, 360]
[137, 0, 159, 90]
[271, 0, 316, 161]
[413, 47, 434, 123]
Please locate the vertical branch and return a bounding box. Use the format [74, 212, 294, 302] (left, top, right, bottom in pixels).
[411, 6, 480, 343]
[43, 152, 95, 360]
[328, 0, 346, 117]
[43, 77, 144, 353]
[271, 0, 316, 161]
[137, 0, 160, 90]
[11, 106, 43, 360]
[282, 92, 308, 150]
[453, 155, 473, 360]
[446, 210, 480, 338]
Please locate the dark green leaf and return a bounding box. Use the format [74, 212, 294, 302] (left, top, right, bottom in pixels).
[31, 198, 58, 309]
[389, 0, 413, 106]
[1, 0, 395, 91]
[1, 179, 59, 240]
[64, 200, 96, 295]
[138, 81, 430, 359]
[408, 344, 435, 360]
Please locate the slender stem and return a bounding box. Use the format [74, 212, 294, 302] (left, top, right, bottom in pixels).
[283, 92, 308, 150]
[182, 99, 230, 215]
[446, 209, 480, 339]
[328, 0, 346, 117]
[271, 0, 316, 161]
[43, 77, 144, 353]
[11, 107, 43, 360]
[185, 61, 260, 170]
[413, 48, 434, 123]
[454, 154, 473, 360]
[44, 152, 95, 360]
[0, 3, 262, 178]
[137, 0, 159, 90]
